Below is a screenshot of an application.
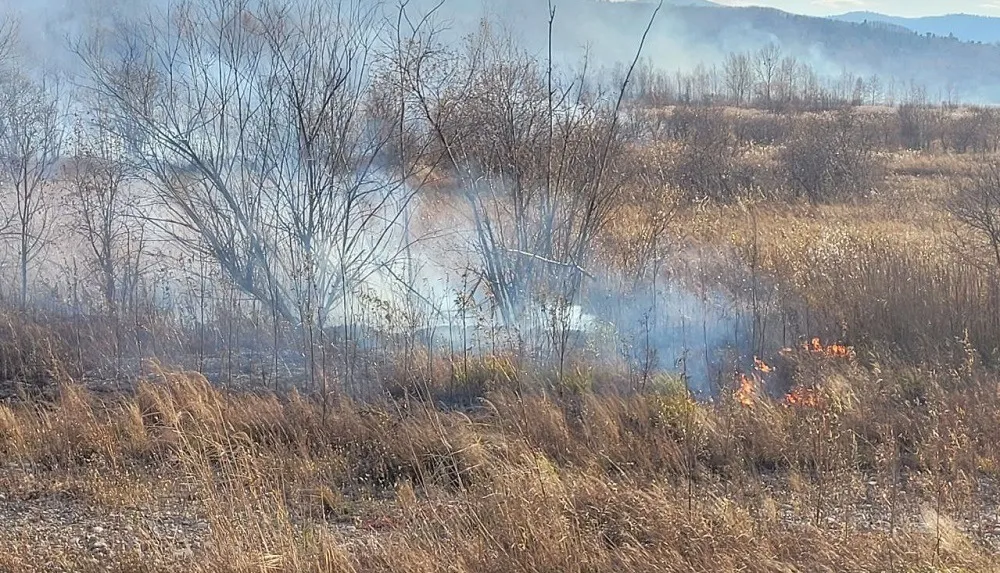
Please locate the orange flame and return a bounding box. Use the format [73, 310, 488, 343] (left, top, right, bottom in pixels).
[735, 373, 755, 408]
[826, 344, 851, 357]
[785, 385, 823, 409]
[754, 356, 773, 373]
[799, 337, 853, 359]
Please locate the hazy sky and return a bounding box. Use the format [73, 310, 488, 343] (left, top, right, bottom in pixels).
[713, 0, 1000, 17]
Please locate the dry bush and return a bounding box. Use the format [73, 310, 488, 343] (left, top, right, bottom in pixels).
[890, 149, 982, 178]
[865, 108, 903, 150]
[731, 215, 1000, 367]
[669, 107, 760, 201]
[948, 159, 1000, 270]
[779, 109, 886, 202]
[0, 310, 86, 397]
[897, 104, 944, 151]
[941, 108, 1000, 153]
[730, 109, 791, 146]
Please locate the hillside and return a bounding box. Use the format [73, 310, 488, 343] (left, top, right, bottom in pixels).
[833, 11, 1000, 44]
[660, 0, 720, 5]
[426, 1, 1000, 103]
[6, 0, 1000, 102]
[579, 3, 1000, 102]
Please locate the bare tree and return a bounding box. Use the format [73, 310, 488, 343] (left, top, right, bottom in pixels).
[774, 55, 799, 108]
[0, 71, 62, 309]
[866, 74, 882, 106]
[797, 61, 822, 107]
[400, 1, 661, 357]
[0, 16, 15, 67]
[723, 51, 752, 107]
[64, 107, 144, 315]
[403, 21, 568, 325]
[79, 0, 423, 332]
[753, 43, 780, 109]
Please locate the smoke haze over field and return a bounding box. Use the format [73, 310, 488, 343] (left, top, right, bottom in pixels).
[9, 0, 1000, 102]
[0, 0, 997, 398]
[2, 0, 695, 71]
[717, 0, 1000, 18]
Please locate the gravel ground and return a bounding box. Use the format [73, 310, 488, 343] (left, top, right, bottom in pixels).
[0, 464, 996, 572]
[0, 466, 209, 572]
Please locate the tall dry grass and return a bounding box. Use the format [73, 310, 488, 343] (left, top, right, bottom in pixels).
[0, 108, 999, 572]
[0, 355, 997, 572]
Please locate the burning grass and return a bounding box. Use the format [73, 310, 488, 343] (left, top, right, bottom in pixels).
[0, 354, 998, 572]
[0, 107, 998, 571]
[656, 149, 1000, 370]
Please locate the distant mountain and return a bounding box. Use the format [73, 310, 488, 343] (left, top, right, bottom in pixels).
[7, 0, 1000, 102]
[608, 0, 721, 5]
[564, 3, 1000, 102]
[832, 11, 1000, 44]
[662, 0, 720, 6]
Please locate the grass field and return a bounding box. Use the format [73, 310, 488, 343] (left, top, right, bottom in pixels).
[1, 296, 999, 572]
[2, 70, 1000, 570]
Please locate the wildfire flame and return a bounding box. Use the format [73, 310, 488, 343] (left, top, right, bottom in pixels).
[781, 337, 853, 359]
[785, 385, 823, 409]
[808, 337, 823, 352]
[735, 373, 756, 408]
[734, 357, 775, 408]
[825, 343, 852, 358]
[754, 356, 773, 373]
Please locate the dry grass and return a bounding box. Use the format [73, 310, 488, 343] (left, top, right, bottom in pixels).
[654, 147, 1000, 365]
[0, 353, 997, 572]
[2, 109, 1000, 572]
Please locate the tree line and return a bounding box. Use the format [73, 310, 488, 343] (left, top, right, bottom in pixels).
[618, 43, 959, 111]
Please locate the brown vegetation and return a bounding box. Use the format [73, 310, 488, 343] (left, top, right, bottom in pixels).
[0, 356, 998, 572]
[2, 1, 1000, 571]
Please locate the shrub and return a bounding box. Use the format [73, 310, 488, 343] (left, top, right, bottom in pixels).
[669, 107, 750, 201]
[779, 109, 885, 202]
